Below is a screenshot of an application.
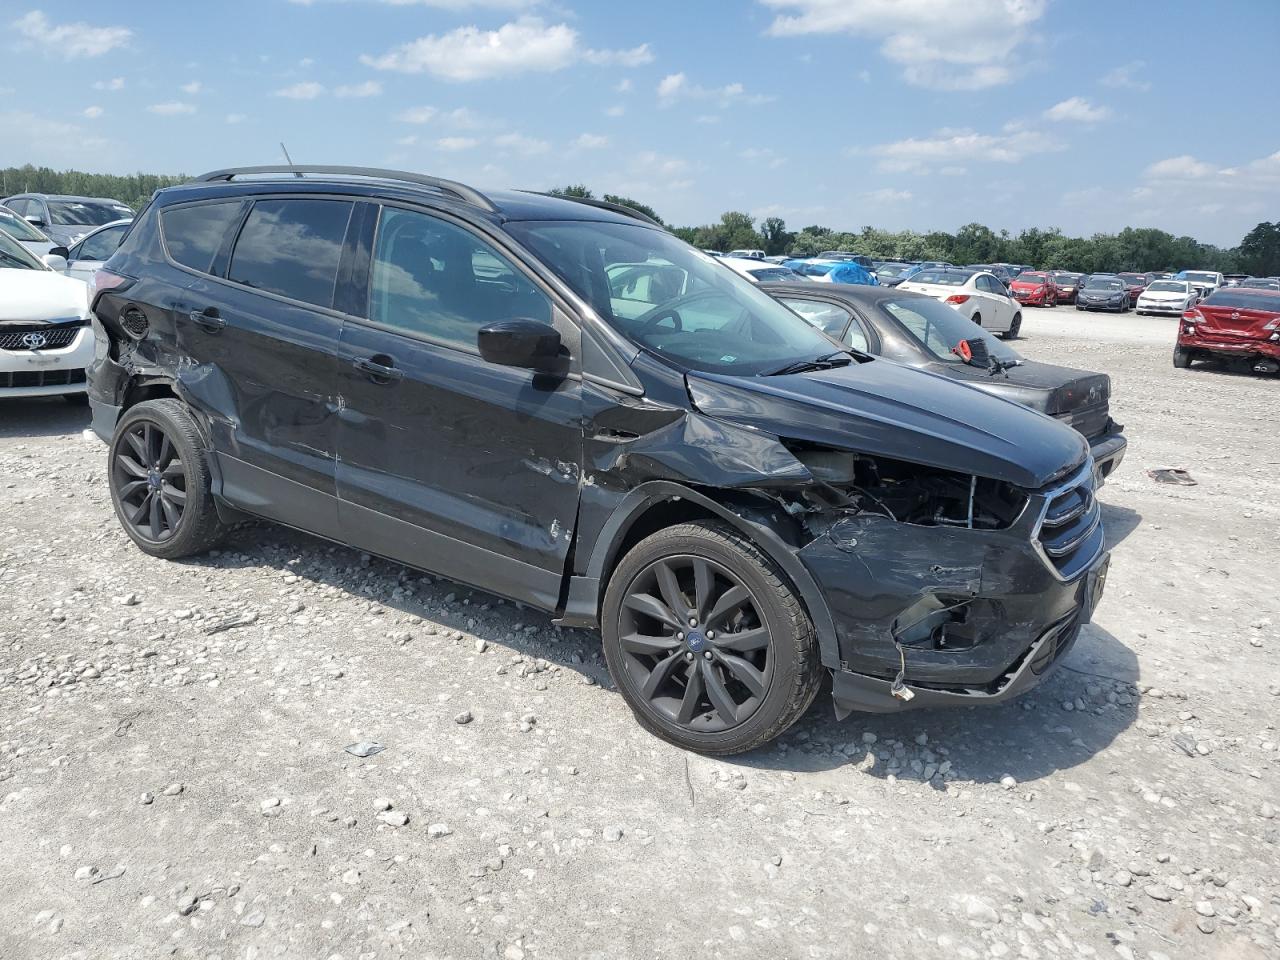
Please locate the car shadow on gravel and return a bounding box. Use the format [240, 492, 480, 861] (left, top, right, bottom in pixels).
[0, 397, 90, 438]
[1100, 501, 1142, 548]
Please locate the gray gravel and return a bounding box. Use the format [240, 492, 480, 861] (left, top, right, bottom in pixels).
[1, 307, 1278, 959]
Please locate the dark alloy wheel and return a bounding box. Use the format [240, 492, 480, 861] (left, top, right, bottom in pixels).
[1001, 312, 1022, 340]
[616, 554, 773, 733]
[107, 398, 228, 559]
[602, 520, 821, 755]
[112, 418, 187, 542]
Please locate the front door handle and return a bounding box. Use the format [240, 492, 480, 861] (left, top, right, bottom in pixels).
[188, 308, 226, 331]
[352, 355, 404, 383]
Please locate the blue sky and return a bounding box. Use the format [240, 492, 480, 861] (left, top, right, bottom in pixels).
[2, 0, 1277, 246]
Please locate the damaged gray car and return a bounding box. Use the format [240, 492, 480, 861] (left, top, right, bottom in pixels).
[86, 166, 1110, 755]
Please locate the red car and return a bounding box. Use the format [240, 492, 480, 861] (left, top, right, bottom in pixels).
[1009, 271, 1059, 307]
[1118, 272, 1148, 303]
[1175, 288, 1280, 374]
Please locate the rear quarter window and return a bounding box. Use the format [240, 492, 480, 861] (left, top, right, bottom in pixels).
[161, 200, 248, 274]
[228, 199, 354, 309]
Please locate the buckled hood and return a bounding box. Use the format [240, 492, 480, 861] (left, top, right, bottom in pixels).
[686, 358, 1089, 490]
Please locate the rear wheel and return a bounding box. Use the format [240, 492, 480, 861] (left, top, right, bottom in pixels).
[108, 399, 229, 559]
[1173, 344, 1193, 369]
[601, 520, 821, 755]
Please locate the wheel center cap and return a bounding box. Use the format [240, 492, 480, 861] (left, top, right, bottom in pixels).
[686, 630, 708, 653]
[148, 470, 162, 489]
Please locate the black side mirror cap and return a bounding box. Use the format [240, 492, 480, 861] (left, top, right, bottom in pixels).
[48, 245, 70, 260]
[477, 319, 562, 370]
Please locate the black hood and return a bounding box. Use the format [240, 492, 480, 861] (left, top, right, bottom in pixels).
[687, 358, 1088, 490]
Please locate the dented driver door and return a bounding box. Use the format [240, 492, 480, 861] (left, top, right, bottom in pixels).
[333, 205, 582, 610]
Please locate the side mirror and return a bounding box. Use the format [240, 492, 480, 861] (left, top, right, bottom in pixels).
[478, 319, 562, 370]
[24, 215, 45, 227]
[48, 245, 70, 260]
[41, 253, 68, 272]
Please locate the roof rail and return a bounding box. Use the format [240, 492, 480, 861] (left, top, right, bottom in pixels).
[520, 191, 664, 229]
[192, 165, 496, 213]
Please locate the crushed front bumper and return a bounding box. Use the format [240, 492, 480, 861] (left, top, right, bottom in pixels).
[798, 461, 1109, 714]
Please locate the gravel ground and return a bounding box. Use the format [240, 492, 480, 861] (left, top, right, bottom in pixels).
[2, 306, 1277, 960]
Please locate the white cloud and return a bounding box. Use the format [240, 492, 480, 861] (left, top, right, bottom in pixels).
[436, 136, 479, 151]
[740, 147, 786, 170]
[93, 76, 125, 92]
[180, 80, 203, 95]
[395, 134, 418, 146]
[147, 101, 197, 115]
[494, 132, 550, 155]
[225, 113, 247, 124]
[1044, 96, 1111, 123]
[360, 17, 652, 81]
[657, 73, 773, 107]
[12, 10, 131, 58]
[863, 188, 913, 203]
[82, 105, 103, 119]
[615, 78, 632, 93]
[761, 0, 1046, 90]
[0, 110, 110, 164]
[862, 126, 1063, 173]
[604, 104, 626, 117]
[334, 80, 382, 97]
[1144, 155, 1216, 180]
[395, 106, 437, 124]
[275, 81, 325, 99]
[1101, 61, 1150, 92]
[572, 133, 609, 150]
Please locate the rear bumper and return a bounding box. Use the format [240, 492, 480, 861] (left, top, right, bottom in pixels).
[1088, 425, 1127, 480]
[1178, 331, 1280, 360]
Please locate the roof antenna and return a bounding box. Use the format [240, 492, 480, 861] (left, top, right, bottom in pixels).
[280, 142, 302, 177]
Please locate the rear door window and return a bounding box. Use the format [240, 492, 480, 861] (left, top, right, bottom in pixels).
[73, 223, 129, 262]
[228, 199, 354, 309]
[162, 200, 248, 275]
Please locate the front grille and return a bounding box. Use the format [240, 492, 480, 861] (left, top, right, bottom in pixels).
[0, 369, 87, 389]
[1036, 468, 1103, 581]
[0, 322, 85, 351]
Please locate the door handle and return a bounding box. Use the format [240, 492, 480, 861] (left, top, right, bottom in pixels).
[352, 355, 404, 383]
[188, 308, 226, 331]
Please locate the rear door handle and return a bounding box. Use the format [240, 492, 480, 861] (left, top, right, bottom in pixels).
[188, 308, 226, 331]
[352, 355, 404, 383]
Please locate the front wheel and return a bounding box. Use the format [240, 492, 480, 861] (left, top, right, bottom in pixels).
[108, 398, 229, 559]
[1000, 312, 1022, 340]
[601, 521, 821, 755]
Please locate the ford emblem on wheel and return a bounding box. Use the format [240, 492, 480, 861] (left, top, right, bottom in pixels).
[21, 332, 48, 349]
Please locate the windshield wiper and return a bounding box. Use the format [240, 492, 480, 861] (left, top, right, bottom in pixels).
[763, 351, 852, 377]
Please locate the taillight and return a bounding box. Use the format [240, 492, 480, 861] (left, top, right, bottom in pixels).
[1184, 309, 1202, 323]
[945, 294, 970, 304]
[92, 268, 134, 299]
[1264, 317, 1280, 331]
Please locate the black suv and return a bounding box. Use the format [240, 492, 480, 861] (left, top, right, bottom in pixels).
[87, 166, 1109, 755]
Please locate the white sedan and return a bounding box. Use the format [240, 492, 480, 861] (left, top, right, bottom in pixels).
[1136, 279, 1198, 316]
[59, 218, 132, 284]
[720, 256, 807, 284]
[0, 204, 57, 256]
[0, 229, 93, 402]
[897, 267, 1022, 338]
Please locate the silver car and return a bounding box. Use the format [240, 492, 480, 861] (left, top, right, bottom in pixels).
[58, 219, 132, 283]
[0, 193, 134, 246]
[0, 204, 56, 256]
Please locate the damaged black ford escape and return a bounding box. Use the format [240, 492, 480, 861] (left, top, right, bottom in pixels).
[87, 166, 1110, 755]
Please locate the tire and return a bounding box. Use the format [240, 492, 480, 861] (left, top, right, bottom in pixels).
[108, 398, 228, 559]
[1075, 304, 1083, 311]
[601, 520, 821, 755]
[1173, 344, 1192, 369]
[971, 312, 982, 327]
[1000, 312, 1022, 340]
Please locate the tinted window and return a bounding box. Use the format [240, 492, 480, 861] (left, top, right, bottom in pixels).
[369, 206, 551, 351]
[978, 275, 1003, 294]
[777, 297, 868, 351]
[5, 199, 30, 217]
[1202, 290, 1280, 310]
[882, 297, 1020, 364]
[163, 200, 248, 274]
[75, 224, 128, 262]
[911, 269, 972, 286]
[229, 199, 353, 309]
[49, 200, 133, 226]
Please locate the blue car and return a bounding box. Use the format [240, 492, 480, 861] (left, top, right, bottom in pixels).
[781, 258, 880, 286]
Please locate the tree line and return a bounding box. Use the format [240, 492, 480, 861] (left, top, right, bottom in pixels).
[4, 166, 1275, 276]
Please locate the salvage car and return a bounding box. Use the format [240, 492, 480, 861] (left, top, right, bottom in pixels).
[1117, 272, 1148, 304]
[1135, 279, 1197, 316]
[871, 261, 915, 287]
[1051, 271, 1083, 304]
[0, 205, 57, 257]
[1009, 270, 1059, 307]
[1076, 275, 1130, 312]
[720, 256, 807, 284]
[60, 219, 132, 284]
[897, 267, 1022, 337]
[0, 229, 93, 401]
[1, 193, 134, 247]
[763, 282, 1125, 478]
[1175, 288, 1280, 375]
[1176, 269, 1224, 299]
[782, 258, 879, 285]
[87, 165, 1109, 755]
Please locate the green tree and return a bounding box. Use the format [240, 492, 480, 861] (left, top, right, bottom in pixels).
[1238, 221, 1280, 276]
[760, 216, 794, 256]
[546, 184, 594, 199]
[601, 193, 664, 226]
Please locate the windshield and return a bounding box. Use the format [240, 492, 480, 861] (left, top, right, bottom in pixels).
[1016, 272, 1049, 283]
[1146, 281, 1186, 293]
[1202, 290, 1280, 311]
[909, 269, 972, 286]
[49, 200, 133, 227]
[0, 230, 46, 270]
[881, 297, 1020, 365]
[1052, 272, 1081, 283]
[874, 263, 911, 278]
[1119, 274, 1145, 283]
[1085, 278, 1124, 291]
[0, 209, 49, 242]
[505, 220, 839, 376]
[1181, 271, 1218, 283]
[746, 266, 802, 282]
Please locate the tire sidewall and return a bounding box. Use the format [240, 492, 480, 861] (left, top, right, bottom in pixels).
[601, 525, 812, 754]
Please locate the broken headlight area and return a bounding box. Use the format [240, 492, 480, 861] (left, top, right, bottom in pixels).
[777, 441, 1029, 535]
